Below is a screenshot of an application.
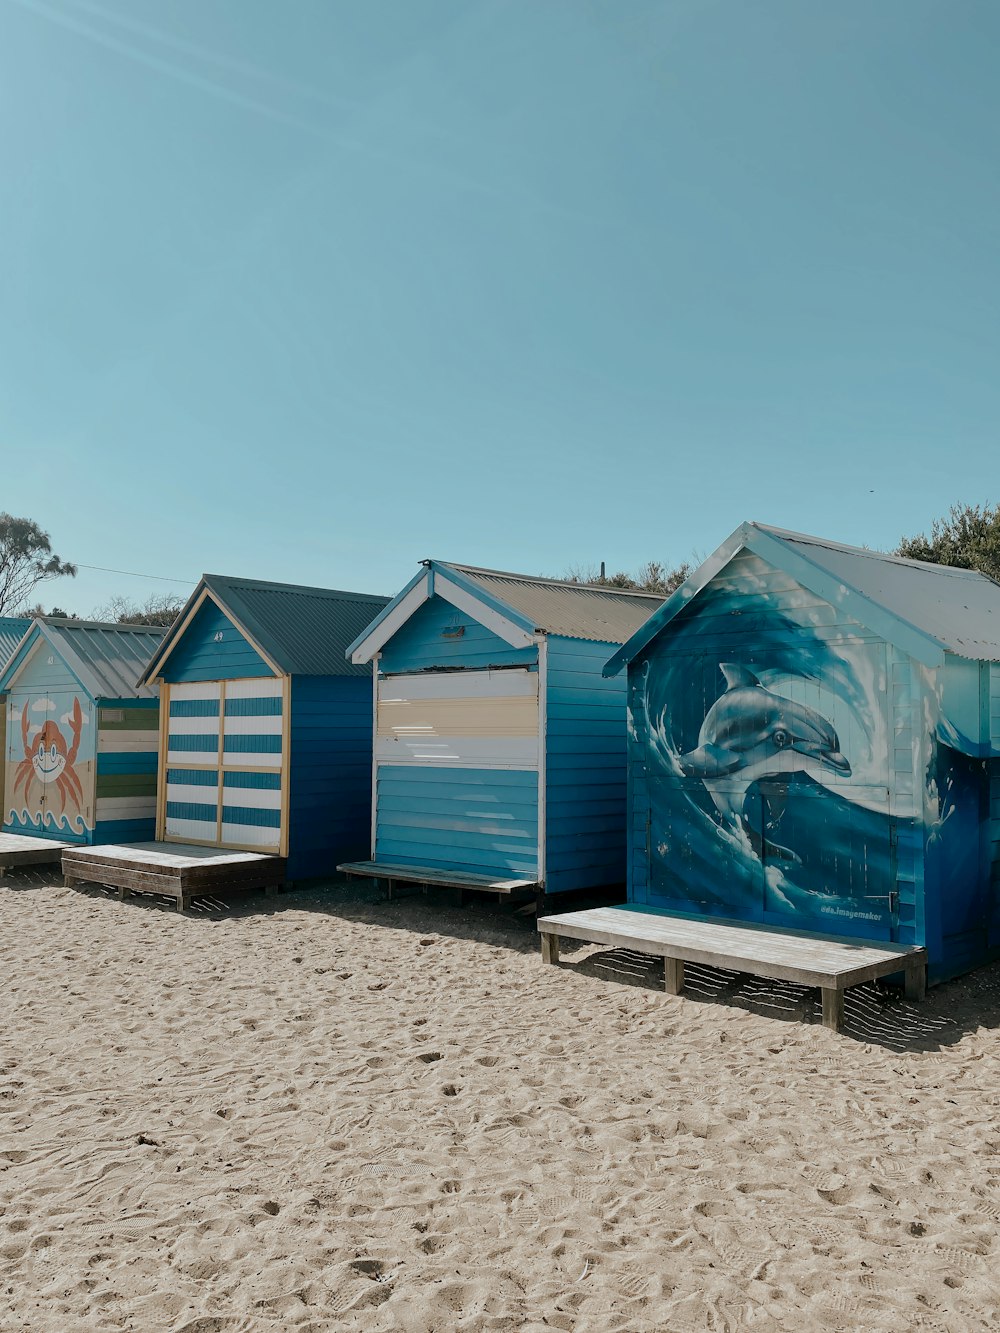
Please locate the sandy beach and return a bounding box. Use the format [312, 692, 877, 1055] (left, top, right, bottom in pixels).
[3, 874, 1000, 1332]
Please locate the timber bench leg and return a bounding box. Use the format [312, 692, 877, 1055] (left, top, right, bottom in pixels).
[904, 956, 927, 1001]
[821, 986, 845, 1032]
[540, 932, 560, 965]
[663, 956, 685, 995]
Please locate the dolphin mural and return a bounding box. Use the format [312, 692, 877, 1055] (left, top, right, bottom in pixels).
[680, 663, 851, 859]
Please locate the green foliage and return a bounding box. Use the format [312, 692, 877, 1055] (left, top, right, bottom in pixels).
[0, 514, 76, 616]
[895, 503, 1000, 582]
[565, 559, 692, 596]
[95, 592, 185, 627]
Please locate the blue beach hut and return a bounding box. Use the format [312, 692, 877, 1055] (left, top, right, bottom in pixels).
[1, 618, 164, 847]
[585, 523, 1000, 987]
[341, 561, 664, 900]
[134, 574, 391, 881]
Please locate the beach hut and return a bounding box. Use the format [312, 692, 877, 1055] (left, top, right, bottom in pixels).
[0, 618, 164, 873]
[69, 573, 394, 892]
[341, 561, 665, 902]
[0, 616, 31, 818]
[536, 524, 1000, 1022]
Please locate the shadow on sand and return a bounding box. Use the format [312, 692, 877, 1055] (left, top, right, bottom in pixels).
[6, 867, 998, 1054]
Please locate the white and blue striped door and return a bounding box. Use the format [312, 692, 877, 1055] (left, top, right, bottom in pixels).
[163, 678, 285, 853]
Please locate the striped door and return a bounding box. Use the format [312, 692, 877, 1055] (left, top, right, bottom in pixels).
[374, 669, 541, 877]
[163, 678, 285, 853]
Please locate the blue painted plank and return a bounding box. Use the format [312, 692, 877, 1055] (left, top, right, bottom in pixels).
[159, 601, 274, 683]
[379, 595, 537, 673]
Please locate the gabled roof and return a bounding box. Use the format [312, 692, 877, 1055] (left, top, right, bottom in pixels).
[0, 617, 31, 674]
[348, 559, 666, 664]
[139, 573, 391, 684]
[604, 522, 1000, 676]
[0, 619, 165, 700]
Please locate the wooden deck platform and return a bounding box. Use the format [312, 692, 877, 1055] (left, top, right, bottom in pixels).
[63, 842, 287, 912]
[0, 833, 70, 876]
[337, 859, 540, 900]
[537, 905, 928, 1032]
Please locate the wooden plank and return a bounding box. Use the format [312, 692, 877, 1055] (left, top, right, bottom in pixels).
[663, 957, 684, 995]
[822, 988, 844, 1032]
[536, 907, 927, 1004]
[338, 859, 539, 894]
[905, 955, 927, 1000]
[536, 906, 925, 990]
[0, 835, 69, 869]
[541, 932, 559, 964]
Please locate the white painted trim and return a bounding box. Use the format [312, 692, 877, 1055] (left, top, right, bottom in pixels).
[166, 715, 221, 736]
[222, 713, 283, 736]
[378, 669, 537, 702]
[374, 758, 538, 772]
[225, 677, 283, 699]
[167, 680, 222, 702]
[220, 822, 281, 850]
[375, 735, 539, 765]
[351, 576, 430, 664]
[434, 575, 536, 649]
[370, 654, 380, 857]
[537, 635, 547, 887]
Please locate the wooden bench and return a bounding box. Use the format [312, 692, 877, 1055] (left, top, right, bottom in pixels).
[337, 859, 540, 902]
[0, 834, 69, 877]
[537, 905, 928, 1032]
[63, 842, 287, 912]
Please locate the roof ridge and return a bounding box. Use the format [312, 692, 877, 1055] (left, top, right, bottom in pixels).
[754, 523, 997, 582]
[40, 617, 165, 633]
[435, 560, 667, 599]
[203, 573, 389, 601]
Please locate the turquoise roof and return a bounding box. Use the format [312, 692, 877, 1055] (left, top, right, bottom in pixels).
[605, 522, 1000, 676]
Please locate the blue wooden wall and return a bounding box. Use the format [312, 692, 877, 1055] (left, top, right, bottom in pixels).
[287, 675, 373, 879]
[626, 546, 1000, 982]
[158, 600, 272, 683]
[545, 636, 629, 892]
[374, 766, 539, 877]
[379, 595, 537, 673]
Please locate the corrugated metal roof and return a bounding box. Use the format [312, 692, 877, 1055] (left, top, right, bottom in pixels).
[199, 574, 391, 677]
[0, 617, 31, 673]
[444, 563, 666, 644]
[29, 620, 165, 699]
[758, 524, 1000, 660]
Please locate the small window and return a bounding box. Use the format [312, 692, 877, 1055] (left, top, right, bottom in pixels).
[101, 709, 125, 724]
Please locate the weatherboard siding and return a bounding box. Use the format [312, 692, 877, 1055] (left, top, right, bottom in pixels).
[375, 765, 539, 877]
[158, 600, 273, 683]
[544, 636, 630, 892]
[94, 700, 160, 840]
[286, 675, 374, 878]
[378, 594, 537, 674]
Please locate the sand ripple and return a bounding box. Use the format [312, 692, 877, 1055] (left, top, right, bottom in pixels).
[3, 876, 1000, 1330]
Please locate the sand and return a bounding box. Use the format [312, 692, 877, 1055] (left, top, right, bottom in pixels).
[2, 875, 1000, 1332]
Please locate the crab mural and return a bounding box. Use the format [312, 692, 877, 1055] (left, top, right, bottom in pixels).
[12, 697, 85, 815]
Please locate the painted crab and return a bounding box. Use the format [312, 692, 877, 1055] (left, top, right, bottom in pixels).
[12, 697, 85, 814]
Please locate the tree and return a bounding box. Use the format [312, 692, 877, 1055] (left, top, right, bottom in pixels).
[896, 503, 1000, 582]
[20, 604, 77, 619]
[94, 591, 185, 627]
[0, 514, 76, 615]
[565, 559, 692, 596]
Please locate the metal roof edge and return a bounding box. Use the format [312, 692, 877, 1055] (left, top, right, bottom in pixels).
[603, 521, 950, 675]
[136, 578, 210, 686]
[345, 567, 429, 664]
[745, 525, 946, 668]
[431, 561, 538, 633]
[0, 619, 92, 697]
[602, 524, 753, 675]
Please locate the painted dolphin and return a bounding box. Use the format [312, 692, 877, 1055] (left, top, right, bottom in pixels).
[680, 663, 851, 854]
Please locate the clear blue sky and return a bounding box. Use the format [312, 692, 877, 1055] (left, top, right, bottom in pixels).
[2, 0, 997, 616]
